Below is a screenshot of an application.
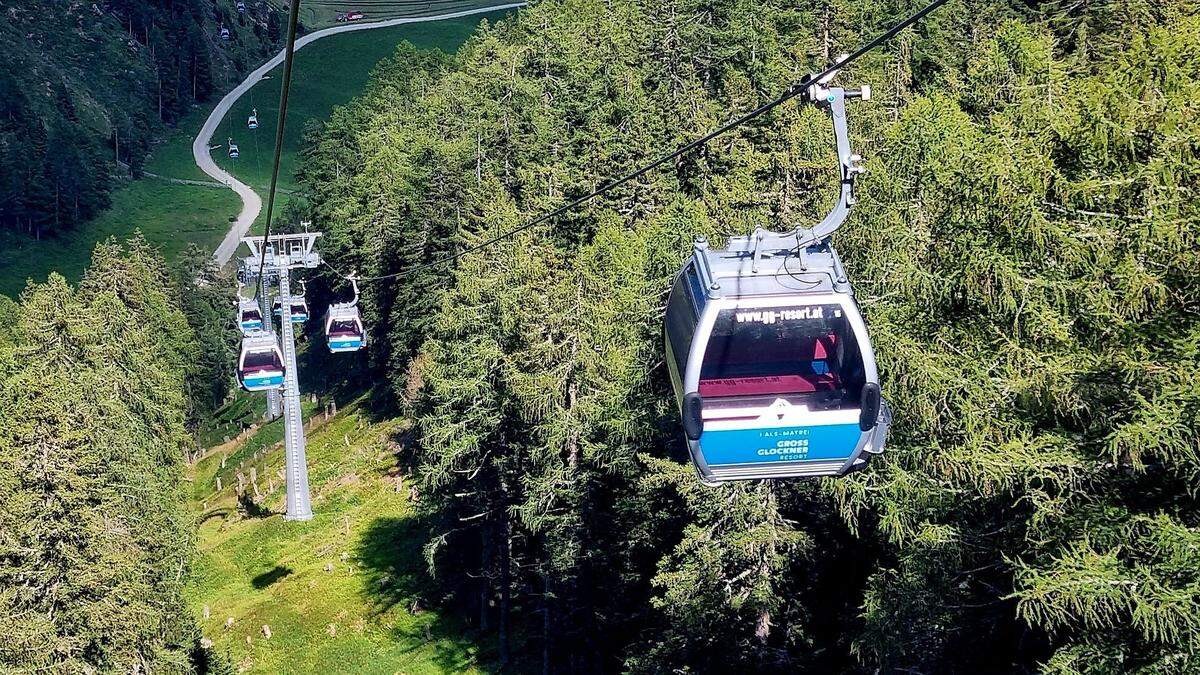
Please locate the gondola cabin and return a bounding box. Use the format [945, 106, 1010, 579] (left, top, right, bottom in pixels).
[237, 1, 246, 13]
[664, 236, 891, 485]
[238, 298, 264, 334]
[220, 26, 231, 40]
[238, 333, 285, 391]
[247, 109, 258, 130]
[324, 304, 365, 353]
[227, 140, 239, 159]
[273, 295, 309, 323]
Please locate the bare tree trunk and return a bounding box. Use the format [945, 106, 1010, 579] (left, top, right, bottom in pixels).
[755, 485, 778, 645]
[542, 575, 552, 675]
[498, 512, 511, 667]
[479, 522, 490, 631]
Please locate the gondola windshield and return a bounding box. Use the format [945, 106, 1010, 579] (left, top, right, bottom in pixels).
[329, 319, 359, 336]
[243, 349, 281, 372]
[699, 303, 865, 410]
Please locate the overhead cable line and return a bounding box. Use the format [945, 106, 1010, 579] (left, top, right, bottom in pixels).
[326, 0, 950, 284]
[255, 0, 304, 288]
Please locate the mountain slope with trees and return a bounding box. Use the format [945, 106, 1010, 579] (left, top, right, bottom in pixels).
[0, 0, 284, 238]
[0, 237, 236, 671]
[300, 0, 1200, 671]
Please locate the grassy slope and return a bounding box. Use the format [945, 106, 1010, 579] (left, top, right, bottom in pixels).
[0, 104, 239, 298]
[217, 9, 512, 231]
[189, 393, 493, 673]
[0, 6, 511, 297]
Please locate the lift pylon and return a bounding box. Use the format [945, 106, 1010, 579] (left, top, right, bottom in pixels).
[277, 272, 313, 520]
[240, 231, 322, 521]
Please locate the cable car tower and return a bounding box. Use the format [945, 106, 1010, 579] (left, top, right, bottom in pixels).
[240, 231, 321, 521]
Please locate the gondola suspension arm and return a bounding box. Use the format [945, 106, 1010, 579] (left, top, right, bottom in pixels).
[749, 60, 870, 273]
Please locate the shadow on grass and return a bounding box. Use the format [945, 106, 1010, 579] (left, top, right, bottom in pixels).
[355, 516, 501, 673]
[197, 508, 234, 526]
[251, 565, 294, 590]
[238, 492, 276, 519]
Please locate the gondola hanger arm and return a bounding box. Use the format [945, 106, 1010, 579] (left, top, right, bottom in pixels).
[748, 60, 871, 271]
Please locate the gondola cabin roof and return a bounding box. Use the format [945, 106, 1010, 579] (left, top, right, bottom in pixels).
[690, 235, 851, 304]
[240, 331, 279, 351]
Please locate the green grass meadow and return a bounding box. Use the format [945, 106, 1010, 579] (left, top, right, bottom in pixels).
[188, 397, 494, 673]
[0, 103, 235, 298]
[216, 9, 511, 218]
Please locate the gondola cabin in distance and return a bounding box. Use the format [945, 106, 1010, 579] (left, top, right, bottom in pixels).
[237, 297, 264, 334]
[664, 66, 891, 485]
[325, 306, 365, 352]
[324, 274, 366, 353]
[274, 295, 309, 323]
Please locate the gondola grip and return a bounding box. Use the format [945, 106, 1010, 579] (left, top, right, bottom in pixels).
[683, 393, 704, 441]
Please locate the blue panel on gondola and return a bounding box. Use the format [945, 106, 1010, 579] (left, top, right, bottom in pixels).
[329, 338, 363, 351]
[244, 374, 284, 389]
[700, 423, 861, 465]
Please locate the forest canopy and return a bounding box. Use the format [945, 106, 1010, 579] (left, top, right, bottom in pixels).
[0, 237, 223, 671]
[300, 0, 1200, 671]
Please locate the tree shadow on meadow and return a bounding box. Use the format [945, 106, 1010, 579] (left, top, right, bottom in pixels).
[355, 516, 502, 673]
[251, 565, 293, 590]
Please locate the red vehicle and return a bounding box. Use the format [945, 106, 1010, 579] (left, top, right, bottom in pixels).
[345, 11, 364, 20]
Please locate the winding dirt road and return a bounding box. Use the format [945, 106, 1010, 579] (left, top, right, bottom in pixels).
[195, 4, 526, 266]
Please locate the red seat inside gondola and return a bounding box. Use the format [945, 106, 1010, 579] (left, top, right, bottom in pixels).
[699, 333, 841, 398]
[328, 320, 361, 337]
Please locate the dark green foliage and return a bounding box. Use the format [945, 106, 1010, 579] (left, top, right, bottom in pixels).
[301, 0, 1200, 671]
[0, 237, 201, 671]
[171, 244, 238, 423]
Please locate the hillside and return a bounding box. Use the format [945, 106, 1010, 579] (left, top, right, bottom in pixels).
[187, 392, 502, 673]
[0, 0, 283, 238]
[0, 6, 514, 298]
[299, 0, 1200, 671]
[1, 0, 1197, 673]
[214, 8, 514, 200]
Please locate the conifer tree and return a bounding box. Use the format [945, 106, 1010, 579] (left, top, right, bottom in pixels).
[0, 239, 201, 671]
[299, 0, 1200, 670]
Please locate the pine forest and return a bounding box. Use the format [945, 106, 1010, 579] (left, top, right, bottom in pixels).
[1, 0, 1197, 672]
